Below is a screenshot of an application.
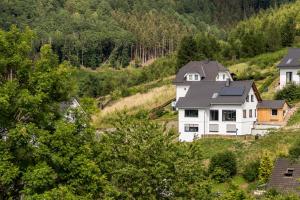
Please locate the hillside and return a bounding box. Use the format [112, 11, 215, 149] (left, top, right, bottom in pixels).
[0, 0, 294, 68]
[3, 1, 300, 199]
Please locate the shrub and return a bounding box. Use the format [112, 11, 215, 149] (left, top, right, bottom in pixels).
[242, 160, 260, 182]
[209, 151, 237, 182]
[275, 83, 300, 102]
[211, 167, 229, 183]
[258, 151, 274, 184]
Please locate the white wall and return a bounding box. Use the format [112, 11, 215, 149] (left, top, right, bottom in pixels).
[176, 85, 189, 101]
[177, 87, 258, 141]
[279, 68, 300, 89]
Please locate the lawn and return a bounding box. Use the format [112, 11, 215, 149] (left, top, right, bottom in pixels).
[288, 108, 300, 126]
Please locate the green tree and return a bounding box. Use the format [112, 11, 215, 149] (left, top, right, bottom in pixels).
[209, 151, 237, 183]
[258, 151, 274, 183]
[281, 16, 296, 47]
[176, 35, 197, 70]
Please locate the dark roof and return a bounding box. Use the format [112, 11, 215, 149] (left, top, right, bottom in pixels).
[278, 48, 300, 68]
[176, 80, 260, 108]
[257, 100, 286, 109]
[267, 158, 300, 195]
[174, 61, 228, 84]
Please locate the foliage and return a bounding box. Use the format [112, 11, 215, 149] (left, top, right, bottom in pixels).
[76, 55, 176, 98]
[275, 83, 300, 102]
[288, 138, 300, 160]
[258, 151, 274, 184]
[209, 151, 237, 183]
[287, 109, 300, 126]
[243, 160, 260, 182]
[0, 0, 294, 68]
[217, 183, 251, 200]
[95, 113, 212, 199]
[176, 35, 197, 69]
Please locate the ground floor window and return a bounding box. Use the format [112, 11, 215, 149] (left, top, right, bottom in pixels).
[226, 124, 237, 133]
[286, 72, 293, 83]
[272, 109, 278, 116]
[243, 110, 247, 118]
[210, 110, 219, 121]
[249, 109, 252, 118]
[184, 124, 199, 132]
[209, 124, 219, 132]
[222, 110, 236, 121]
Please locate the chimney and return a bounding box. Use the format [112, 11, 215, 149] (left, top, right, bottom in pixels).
[225, 78, 230, 87]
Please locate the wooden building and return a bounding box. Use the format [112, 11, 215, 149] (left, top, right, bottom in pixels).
[257, 100, 289, 123]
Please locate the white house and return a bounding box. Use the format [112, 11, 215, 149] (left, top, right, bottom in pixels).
[174, 61, 262, 142]
[278, 48, 300, 89]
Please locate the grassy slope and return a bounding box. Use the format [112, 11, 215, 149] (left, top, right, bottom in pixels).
[92, 48, 293, 128]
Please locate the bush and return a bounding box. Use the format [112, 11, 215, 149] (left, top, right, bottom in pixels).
[209, 151, 237, 182]
[243, 160, 260, 182]
[275, 83, 300, 102]
[211, 167, 229, 183]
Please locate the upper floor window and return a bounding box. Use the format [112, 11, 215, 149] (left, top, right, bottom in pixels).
[249, 109, 252, 118]
[186, 73, 201, 81]
[251, 95, 254, 102]
[185, 110, 198, 118]
[222, 110, 236, 121]
[223, 74, 226, 80]
[246, 95, 249, 102]
[243, 110, 247, 118]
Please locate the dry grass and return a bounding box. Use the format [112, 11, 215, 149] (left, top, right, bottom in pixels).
[92, 84, 175, 128]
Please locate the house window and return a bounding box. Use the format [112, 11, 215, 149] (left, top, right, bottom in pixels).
[251, 95, 254, 102]
[246, 95, 249, 102]
[185, 110, 198, 118]
[188, 74, 193, 81]
[272, 109, 278, 116]
[209, 124, 219, 132]
[286, 72, 293, 83]
[223, 74, 226, 80]
[249, 109, 252, 118]
[222, 110, 236, 121]
[227, 124, 237, 133]
[255, 109, 256, 117]
[210, 110, 219, 121]
[195, 74, 199, 81]
[184, 124, 199, 132]
[284, 168, 294, 177]
[243, 110, 247, 118]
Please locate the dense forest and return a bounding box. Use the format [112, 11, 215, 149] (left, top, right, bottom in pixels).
[0, 0, 295, 68]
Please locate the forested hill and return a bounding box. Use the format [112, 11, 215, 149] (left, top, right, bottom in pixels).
[0, 0, 294, 68]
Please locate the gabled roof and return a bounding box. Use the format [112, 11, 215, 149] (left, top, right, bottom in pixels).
[278, 48, 300, 68]
[174, 61, 228, 84]
[257, 100, 287, 109]
[176, 80, 260, 108]
[268, 158, 300, 195]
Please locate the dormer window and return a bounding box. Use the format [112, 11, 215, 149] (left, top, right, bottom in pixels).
[186, 73, 201, 81]
[284, 168, 294, 177]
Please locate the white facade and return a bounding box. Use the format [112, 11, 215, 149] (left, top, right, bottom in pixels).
[178, 88, 258, 142]
[176, 85, 189, 101]
[279, 68, 300, 89]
